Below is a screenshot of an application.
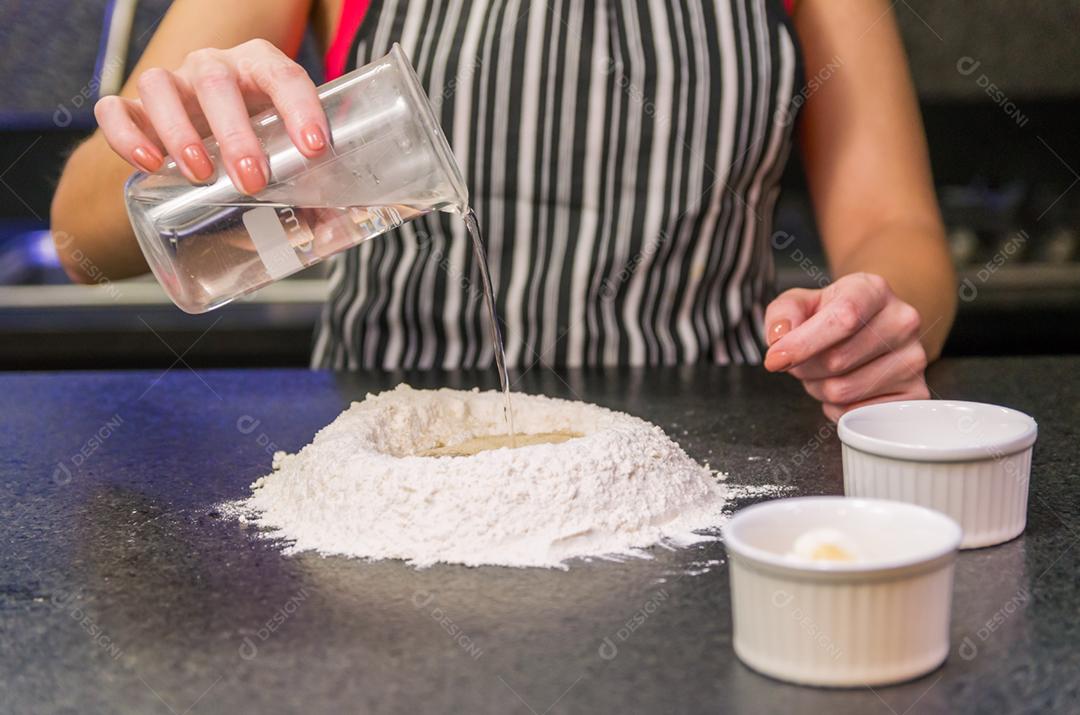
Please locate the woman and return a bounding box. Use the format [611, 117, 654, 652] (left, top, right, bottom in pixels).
[52, 0, 956, 420]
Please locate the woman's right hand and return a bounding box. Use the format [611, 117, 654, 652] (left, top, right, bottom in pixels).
[93, 39, 329, 195]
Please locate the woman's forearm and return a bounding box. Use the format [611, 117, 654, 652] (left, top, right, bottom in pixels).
[793, 0, 956, 362]
[829, 220, 957, 361]
[51, 136, 148, 283]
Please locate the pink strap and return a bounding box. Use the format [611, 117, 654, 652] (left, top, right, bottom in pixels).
[324, 0, 370, 81]
[326, 0, 791, 79]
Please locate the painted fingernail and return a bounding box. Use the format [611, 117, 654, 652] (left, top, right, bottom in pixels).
[182, 143, 214, 181]
[131, 146, 163, 173]
[765, 349, 792, 372]
[301, 124, 327, 153]
[236, 156, 268, 194]
[768, 319, 792, 346]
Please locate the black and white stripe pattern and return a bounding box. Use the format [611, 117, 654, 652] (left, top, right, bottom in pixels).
[313, 0, 801, 370]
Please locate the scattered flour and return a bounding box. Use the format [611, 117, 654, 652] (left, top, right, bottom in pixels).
[720, 481, 794, 501]
[233, 384, 729, 569]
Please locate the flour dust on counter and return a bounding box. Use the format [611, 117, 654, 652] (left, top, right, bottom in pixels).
[226, 385, 729, 568]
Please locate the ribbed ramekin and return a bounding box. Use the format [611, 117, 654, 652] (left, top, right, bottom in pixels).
[722, 497, 962, 687]
[838, 401, 1037, 549]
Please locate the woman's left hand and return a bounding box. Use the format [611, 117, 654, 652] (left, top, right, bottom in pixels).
[763, 272, 930, 421]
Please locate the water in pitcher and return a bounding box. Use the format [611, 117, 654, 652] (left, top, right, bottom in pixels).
[129, 195, 427, 312]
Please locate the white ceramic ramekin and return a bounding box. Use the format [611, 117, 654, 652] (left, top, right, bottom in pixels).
[722, 497, 962, 687]
[838, 400, 1037, 549]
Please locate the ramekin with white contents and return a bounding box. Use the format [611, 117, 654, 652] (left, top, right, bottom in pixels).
[722, 497, 962, 687]
[838, 400, 1037, 548]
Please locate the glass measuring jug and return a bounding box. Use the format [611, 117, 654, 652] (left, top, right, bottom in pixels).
[125, 44, 468, 314]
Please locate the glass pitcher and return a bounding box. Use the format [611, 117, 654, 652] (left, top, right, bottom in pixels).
[125, 44, 467, 314]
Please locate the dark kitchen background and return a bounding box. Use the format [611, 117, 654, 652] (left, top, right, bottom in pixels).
[1, 0, 1078, 370]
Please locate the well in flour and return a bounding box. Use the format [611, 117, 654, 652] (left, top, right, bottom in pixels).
[234, 385, 728, 568]
[418, 431, 581, 457]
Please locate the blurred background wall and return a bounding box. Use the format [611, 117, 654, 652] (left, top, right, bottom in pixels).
[0, 0, 1078, 369]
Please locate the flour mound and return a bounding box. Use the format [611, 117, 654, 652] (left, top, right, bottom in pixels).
[239, 384, 728, 568]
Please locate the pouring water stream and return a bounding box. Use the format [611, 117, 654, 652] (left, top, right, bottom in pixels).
[461, 207, 516, 442]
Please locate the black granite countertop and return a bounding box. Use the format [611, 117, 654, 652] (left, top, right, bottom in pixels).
[2, 358, 1078, 714]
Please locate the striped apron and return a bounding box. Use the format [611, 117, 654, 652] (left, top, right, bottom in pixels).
[312, 0, 802, 369]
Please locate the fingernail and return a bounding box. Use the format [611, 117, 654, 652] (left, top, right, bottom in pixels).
[301, 124, 327, 153]
[182, 143, 214, 181]
[236, 156, 268, 194]
[768, 319, 792, 346]
[765, 349, 792, 372]
[131, 146, 163, 173]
